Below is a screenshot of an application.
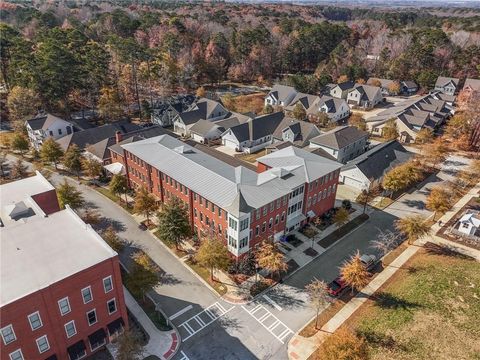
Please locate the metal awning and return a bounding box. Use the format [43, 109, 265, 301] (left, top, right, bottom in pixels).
[286, 213, 306, 228]
[107, 317, 125, 336]
[104, 162, 126, 175]
[88, 328, 107, 349]
[306, 210, 316, 218]
[67, 340, 86, 360]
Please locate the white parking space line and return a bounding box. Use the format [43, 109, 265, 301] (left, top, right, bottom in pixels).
[263, 295, 282, 311]
[179, 350, 190, 360]
[178, 302, 234, 342]
[241, 305, 293, 344]
[169, 305, 193, 320]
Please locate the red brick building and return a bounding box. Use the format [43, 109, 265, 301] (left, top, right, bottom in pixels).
[113, 135, 341, 258]
[1, 174, 128, 360]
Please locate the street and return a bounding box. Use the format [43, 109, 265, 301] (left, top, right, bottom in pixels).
[5, 155, 399, 359]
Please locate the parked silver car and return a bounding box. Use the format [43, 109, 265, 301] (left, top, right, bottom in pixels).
[360, 254, 377, 271]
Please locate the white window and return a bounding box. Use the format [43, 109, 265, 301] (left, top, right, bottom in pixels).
[28, 312, 43, 330]
[81, 286, 93, 304]
[65, 321, 77, 338]
[1, 325, 16, 345]
[36, 335, 50, 353]
[103, 276, 113, 293]
[107, 299, 117, 314]
[58, 297, 71, 315]
[86, 309, 97, 326]
[9, 349, 23, 360]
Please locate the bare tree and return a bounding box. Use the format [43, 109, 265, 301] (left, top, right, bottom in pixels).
[370, 229, 402, 266]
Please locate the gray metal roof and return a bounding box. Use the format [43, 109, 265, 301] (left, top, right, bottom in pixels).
[268, 85, 297, 103]
[310, 126, 368, 150]
[122, 135, 341, 215]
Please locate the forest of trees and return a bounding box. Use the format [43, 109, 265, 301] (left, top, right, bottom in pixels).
[0, 0, 479, 117]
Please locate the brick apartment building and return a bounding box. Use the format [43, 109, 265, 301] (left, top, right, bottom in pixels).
[0, 173, 128, 360]
[109, 134, 341, 258]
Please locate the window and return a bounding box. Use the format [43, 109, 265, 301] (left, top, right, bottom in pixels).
[327, 185, 331, 197]
[218, 208, 222, 218]
[228, 236, 237, 248]
[36, 335, 50, 353]
[275, 215, 279, 225]
[239, 218, 249, 231]
[1, 325, 16, 345]
[205, 200, 209, 208]
[200, 213, 203, 222]
[28, 312, 43, 331]
[281, 212, 285, 222]
[58, 128, 62, 135]
[262, 222, 266, 233]
[256, 209, 261, 220]
[276, 199, 281, 209]
[255, 226, 260, 236]
[193, 193, 197, 201]
[58, 297, 71, 315]
[307, 197, 312, 207]
[194, 208, 197, 217]
[268, 218, 273, 229]
[81, 286, 93, 304]
[283, 196, 288, 206]
[462, 222, 469, 228]
[87, 309, 97, 326]
[103, 276, 113, 293]
[9, 350, 23, 360]
[263, 206, 267, 216]
[218, 224, 222, 233]
[211, 203, 215, 212]
[229, 217, 238, 231]
[205, 216, 210, 226]
[313, 194, 317, 205]
[49, 130, 53, 136]
[65, 321, 77, 338]
[323, 189, 327, 199]
[269, 202, 274, 212]
[239, 237, 248, 248]
[107, 299, 117, 314]
[332, 184, 336, 193]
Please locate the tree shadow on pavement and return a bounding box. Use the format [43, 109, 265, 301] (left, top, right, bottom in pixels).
[265, 286, 307, 310]
[97, 216, 126, 232]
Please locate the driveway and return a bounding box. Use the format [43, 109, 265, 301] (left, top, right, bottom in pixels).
[383, 154, 472, 219]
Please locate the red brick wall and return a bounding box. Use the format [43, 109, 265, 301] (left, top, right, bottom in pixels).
[0, 257, 128, 360]
[256, 162, 271, 173]
[124, 151, 150, 190]
[303, 170, 339, 219]
[249, 197, 289, 248]
[31, 189, 60, 215]
[191, 192, 228, 241]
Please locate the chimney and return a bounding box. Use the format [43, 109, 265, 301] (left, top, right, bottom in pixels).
[115, 131, 123, 144]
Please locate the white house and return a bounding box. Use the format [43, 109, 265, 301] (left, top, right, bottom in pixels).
[264, 85, 298, 107]
[329, 81, 355, 99]
[347, 84, 383, 109]
[221, 112, 285, 153]
[173, 98, 229, 136]
[457, 211, 480, 237]
[339, 140, 411, 190]
[309, 96, 350, 122]
[434, 76, 460, 96]
[309, 126, 369, 164]
[25, 113, 74, 150]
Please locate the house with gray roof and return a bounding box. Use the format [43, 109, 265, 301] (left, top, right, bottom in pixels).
[25, 113, 74, 150]
[366, 93, 452, 143]
[329, 81, 356, 99]
[400, 81, 418, 95]
[56, 121, 140, 152]
[151, 94, 195, 127]
[434, 76, 460, 96]
[340, 140, 412, 190]
[367, 78, 398, 95]
[264, 85, 298, 107]
[172, 98, 229, 136]
[308, 95, 350, 122]
[271, 117, 321, 148]
[347, 84, 384, 109]
[221, 112, 285, 153]
[309, 126, 369, 163]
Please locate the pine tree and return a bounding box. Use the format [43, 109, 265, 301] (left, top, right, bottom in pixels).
[62, 144, 83, 179]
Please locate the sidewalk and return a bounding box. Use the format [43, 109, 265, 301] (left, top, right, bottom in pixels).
[109, 287, 180, 360]
[288, 182, 480, 360]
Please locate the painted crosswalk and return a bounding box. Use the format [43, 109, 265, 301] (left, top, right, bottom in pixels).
[178, 302, 234, 342]
[241, 304, 293, 344]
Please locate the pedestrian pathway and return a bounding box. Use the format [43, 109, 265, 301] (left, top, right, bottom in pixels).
[288, 182, 480, 360]
[112, 287, 180, 360]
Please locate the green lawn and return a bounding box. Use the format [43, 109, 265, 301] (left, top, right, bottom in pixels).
[338, 248, 480, 360]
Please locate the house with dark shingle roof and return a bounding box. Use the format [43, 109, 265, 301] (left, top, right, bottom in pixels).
[189, 114, 252, 144]
[347, 84, 384, 109]
[329, 81, 356, 99]
[308, 96, 350, 122]
[56, 121, 140, 152]
[264, 85, 298, 107]
[272, 117, 321, 148]
[340, 140, 412, 190]
[172, 98, 229, 136]
[221, 112, 285, 153]
[309, 126, 369, 163]
[434, 76, 460, 96]
[25, 113, 74, 150]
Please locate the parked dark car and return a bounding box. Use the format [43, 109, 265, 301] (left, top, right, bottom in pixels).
[327, 277, 348, 297]
[138, 223, 148, 231]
